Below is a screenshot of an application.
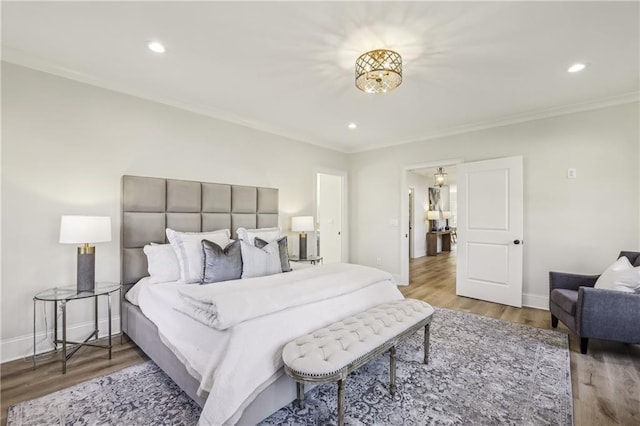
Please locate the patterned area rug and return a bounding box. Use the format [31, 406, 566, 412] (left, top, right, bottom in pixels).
[7, 308, 572, 425]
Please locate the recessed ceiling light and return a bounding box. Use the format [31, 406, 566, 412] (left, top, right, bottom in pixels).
[147, 41, 166, 54]
[567, 63, 587, 73]
[348, 123, 357, 129]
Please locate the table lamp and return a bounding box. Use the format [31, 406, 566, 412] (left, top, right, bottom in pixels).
[426, 210, 440, 232]
[291, 216, 314, 260]
[60, 216, 112, 292]
[442, 211, 452, 230]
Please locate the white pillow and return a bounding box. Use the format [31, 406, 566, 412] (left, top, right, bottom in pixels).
[166, 228, 231, 284]
[125, 276, 151, 306]
[613, 268, 640, 293]
[143, 243, 180, 284]
[236, 227, 280, 246]
[594, 257, 640, 293]
[240, 240, 282, 278]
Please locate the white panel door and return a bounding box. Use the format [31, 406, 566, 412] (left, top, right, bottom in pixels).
[456, 156, 523, 307]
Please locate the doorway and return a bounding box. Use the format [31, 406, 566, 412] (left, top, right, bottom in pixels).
[316, 172, 345, 263]
[400, 161, 460, 286]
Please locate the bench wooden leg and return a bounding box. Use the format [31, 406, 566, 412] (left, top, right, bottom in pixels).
[337, 379, 345, 426]
[424, 323, 430, 364]
[296, 381, 305, 409]
[389, 346, 397, 395]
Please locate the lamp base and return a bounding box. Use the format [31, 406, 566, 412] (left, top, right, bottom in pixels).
[77, 251, 95, 292]
[299, 233, 308, 260]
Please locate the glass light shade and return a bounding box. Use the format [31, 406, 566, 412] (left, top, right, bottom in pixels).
[355, 49, 403, 94]
[426, 211, 441, 220]
[434, 167, 447, 187]
[291, 216, 315, 232]
[60, 216, 112, 244]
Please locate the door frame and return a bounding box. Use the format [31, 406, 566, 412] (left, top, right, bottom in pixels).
[314, 168, 348, 263]
[399, 158, 462, 285]
[408, 187, 415, 259]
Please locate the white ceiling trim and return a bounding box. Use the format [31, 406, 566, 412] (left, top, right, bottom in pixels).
[4, 46, 637, 156]
[349, 91, 640, 154]
[1, 47, 342, 153]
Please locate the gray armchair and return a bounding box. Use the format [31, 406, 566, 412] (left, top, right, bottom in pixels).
[549, 251, 640, 354]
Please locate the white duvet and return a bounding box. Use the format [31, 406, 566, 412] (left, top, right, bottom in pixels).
[135, 263, 403, 426]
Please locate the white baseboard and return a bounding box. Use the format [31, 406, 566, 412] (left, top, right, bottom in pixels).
[393, 274, 409, 286]
[1, 316, 121, 364]
[411, 249, 426, 259]
[523, 293, 549, 310]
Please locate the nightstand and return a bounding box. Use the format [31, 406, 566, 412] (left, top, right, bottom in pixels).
[33, 282, 122, 373]
[289, 255, 324, 265]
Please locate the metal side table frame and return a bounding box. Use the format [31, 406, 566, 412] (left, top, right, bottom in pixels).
[32, 283, 122, 374]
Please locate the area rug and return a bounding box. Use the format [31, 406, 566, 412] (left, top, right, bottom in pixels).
[7, 308, 572, 425]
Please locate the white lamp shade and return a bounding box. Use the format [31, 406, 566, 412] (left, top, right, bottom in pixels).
[60, 216, 112, 244]
[426, 211, 441, 220]
[442, 211, 452, 219]
[291, 216, 314, 232]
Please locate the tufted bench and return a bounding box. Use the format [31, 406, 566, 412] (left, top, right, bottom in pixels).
[282, 298, 434, 426]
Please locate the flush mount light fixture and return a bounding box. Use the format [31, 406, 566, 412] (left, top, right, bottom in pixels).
[567, 63, 587, 73]
[355, 49, 402, 93]
[348, 123, 357, 129]
[434, 167, 448, 187]
[147, 41, 166, 54]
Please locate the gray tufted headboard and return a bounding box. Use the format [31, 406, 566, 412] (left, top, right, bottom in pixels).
[121, 175, 278, 285]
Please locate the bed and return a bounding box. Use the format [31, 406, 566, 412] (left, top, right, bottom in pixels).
[120, 175, 403, 425]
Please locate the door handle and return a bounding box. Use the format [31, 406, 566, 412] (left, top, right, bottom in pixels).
[513, 239, 521, 245]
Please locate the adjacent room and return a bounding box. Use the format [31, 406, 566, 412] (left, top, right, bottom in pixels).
[1, 2, 638, 425]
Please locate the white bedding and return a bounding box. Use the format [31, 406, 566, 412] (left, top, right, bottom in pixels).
[177, 263, 394, 330]
[132, 263, 403, 426]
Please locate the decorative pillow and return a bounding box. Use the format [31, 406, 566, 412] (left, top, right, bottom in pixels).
[612, 268, 640, 293]
[594, 257, 640, 293]
[255, 236, 291, 272]
[236, 227, 280, 246]
[166, 228, 231, 284]
[143, 243, 181, 283]
[240, 240, 282, 279]
[201, 240, 242, 284]
[634, 256, 640, 268]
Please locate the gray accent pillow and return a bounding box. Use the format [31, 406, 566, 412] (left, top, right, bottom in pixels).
[255, 236, 291, 272]
[201, 240, 242, 284]
[633, 255, 640, 268]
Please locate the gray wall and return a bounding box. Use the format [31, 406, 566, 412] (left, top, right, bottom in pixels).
[348, 102, 640, 308]
[1, 63, 348, 360]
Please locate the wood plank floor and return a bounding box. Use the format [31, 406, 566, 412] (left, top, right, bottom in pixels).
[0, 339, 147, 425]
[402, 251, 640, 426]
[1, 252, 638, 425]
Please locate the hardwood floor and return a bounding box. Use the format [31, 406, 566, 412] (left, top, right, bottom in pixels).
[1, 254, 638, 425]
[402, 251, 640, 426]
[0, 339, 147, 425]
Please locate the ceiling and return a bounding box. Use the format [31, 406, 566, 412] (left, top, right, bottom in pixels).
[412, 166, 457, 192]
[2, 2, 638, 153]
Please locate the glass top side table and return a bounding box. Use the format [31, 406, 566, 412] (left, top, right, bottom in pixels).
[289, 255, 324, 265]
[33, 282, 122, 373]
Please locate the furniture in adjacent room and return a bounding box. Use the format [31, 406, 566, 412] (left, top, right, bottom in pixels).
[427, 231, 451, 256]
[33, 282, 122, 373]
[549, 251, 640, 354]
[283, 299, 434, 426]
[289, 255, 323, 265]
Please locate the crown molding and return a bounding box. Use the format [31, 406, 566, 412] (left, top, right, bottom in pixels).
[4, 47, 636, 156]
[347, 91, 640, 154]
[1, 47, 346, 154]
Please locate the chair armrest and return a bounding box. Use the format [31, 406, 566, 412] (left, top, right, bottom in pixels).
[549, 271, 599, 292]
[578, 287, 640, 342]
